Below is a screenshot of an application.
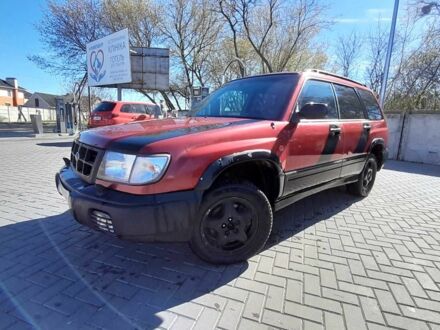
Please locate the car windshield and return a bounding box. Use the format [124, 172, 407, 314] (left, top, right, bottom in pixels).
[190, 74, 298, 120]
[92, 101, 116, 112]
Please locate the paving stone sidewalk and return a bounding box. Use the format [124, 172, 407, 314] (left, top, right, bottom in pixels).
[0, 139, 440, 329]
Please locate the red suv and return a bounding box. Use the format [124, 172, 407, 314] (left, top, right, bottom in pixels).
[88, 101, 162, 128]
[57, 70, 388, 264]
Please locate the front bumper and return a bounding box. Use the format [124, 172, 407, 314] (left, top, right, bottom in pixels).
[56, 166, 201, 242]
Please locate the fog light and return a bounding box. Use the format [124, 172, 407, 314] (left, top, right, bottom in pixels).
[90, 210, 115, 233]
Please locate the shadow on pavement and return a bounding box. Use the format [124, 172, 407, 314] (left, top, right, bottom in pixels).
[0, 186, 358, 329]
[384, 160, 440, 178]
[37, 142, 73, 148]
[268, 186, 360, 248]
[0, 128, 35, 139]
[0, 123, 57, 139]
[0, 212, 248, 329]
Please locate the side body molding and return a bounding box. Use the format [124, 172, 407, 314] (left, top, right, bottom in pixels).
[196, 150, 285, 199]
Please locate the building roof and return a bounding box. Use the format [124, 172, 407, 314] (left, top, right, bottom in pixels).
[23, 90, 32, 99]
[0, 79, 28, 92]
[32, 92, 73, 108]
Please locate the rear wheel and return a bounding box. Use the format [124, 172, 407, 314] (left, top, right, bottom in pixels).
[347, 154, 377, 197]
[190, 183, 272, 264]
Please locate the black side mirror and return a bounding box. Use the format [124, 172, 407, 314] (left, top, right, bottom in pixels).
[297, 103, 328, 120]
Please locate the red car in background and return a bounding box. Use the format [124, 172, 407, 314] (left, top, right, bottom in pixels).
[88, 101, 162, 128]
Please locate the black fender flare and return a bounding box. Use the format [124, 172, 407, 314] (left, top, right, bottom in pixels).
[369, 138, 385, 152]
[196, 149, 285, 199]
[369, 138, 388, 169]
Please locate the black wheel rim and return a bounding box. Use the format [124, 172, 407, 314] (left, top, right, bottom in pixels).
[362, 161, 375, 192]
[201, 197, 257, 251]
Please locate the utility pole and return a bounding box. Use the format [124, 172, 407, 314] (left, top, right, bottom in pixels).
[379, 0, 400, 108]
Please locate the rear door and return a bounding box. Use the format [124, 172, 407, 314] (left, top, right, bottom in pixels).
[116, 104, 134, 124]
[284, 79, 344, 195]
[333, 84, 370, 177]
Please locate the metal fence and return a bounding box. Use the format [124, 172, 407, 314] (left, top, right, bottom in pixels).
[0, 106, 56, 123]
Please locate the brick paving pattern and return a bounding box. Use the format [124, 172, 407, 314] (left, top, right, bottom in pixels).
[0, 138, 439, 329]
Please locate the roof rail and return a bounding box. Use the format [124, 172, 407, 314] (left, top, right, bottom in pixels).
[305, 69, 367, 87]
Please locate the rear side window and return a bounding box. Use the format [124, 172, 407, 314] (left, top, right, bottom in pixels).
[357, 89, 383, 120]
[334, 85, 365, 119]
[297, 80, 338, 119]
[120, 104, 131, 113]
[93, 101, 116, 112]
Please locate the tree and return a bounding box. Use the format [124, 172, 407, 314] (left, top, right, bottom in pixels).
[387, 21, 440, 111]
[334, 32, 362, 78]
[102, 0, 161, 47]
[217, 0, 328, 75]
[31, 0, 329, 110]
[363, 25, 388, 95]
[29, 0, 106, 79]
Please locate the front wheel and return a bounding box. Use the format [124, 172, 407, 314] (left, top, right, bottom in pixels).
[190, 183, 273, 264]
[347, 154, 378, 197]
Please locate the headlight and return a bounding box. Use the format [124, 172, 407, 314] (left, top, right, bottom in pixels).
[130, 155, 170, 184]
[97, 151, 170, 184]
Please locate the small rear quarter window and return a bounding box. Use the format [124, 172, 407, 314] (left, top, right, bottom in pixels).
[357, 89, 383, 120]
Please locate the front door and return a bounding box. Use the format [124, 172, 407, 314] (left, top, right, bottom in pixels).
[284, 80, 344, 195]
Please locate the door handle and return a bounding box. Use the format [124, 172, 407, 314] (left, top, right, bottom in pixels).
[329, 125, 341, 135]
[363, 123, 372, 130]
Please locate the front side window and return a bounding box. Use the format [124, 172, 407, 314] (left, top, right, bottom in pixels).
[297, 80, 338, 119]
[191, 74, 298, 120]
[334, 84, 365, 119]
[130, 104, 146, 114]
[357, 89, 383, 120]
[147, 105, 161, 116]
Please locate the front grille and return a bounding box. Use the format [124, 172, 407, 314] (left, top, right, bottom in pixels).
[71, 141, 102, 180]
[90, 210, 115, 234]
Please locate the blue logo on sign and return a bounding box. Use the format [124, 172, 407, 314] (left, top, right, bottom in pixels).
[89, 49, 106, 82]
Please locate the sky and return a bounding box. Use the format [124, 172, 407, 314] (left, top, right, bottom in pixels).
[0, 0, 407, 99]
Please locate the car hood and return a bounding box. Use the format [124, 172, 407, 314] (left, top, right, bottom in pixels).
[77, 117, 260, 152]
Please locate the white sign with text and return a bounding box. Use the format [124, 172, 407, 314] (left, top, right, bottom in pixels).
[86, 29, 132, 87]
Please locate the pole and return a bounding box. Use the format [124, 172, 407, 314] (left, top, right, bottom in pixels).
[379, 0, 399, 108]
[88, 86, 92, 114]
[117, 86, 122, 101]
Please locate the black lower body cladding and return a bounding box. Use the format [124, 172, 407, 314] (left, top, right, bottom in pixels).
[56, 166, 201, 241]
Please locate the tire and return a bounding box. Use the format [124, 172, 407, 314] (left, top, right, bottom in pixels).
[347, 154, 378, 197]
[190, 183, 273, 264]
